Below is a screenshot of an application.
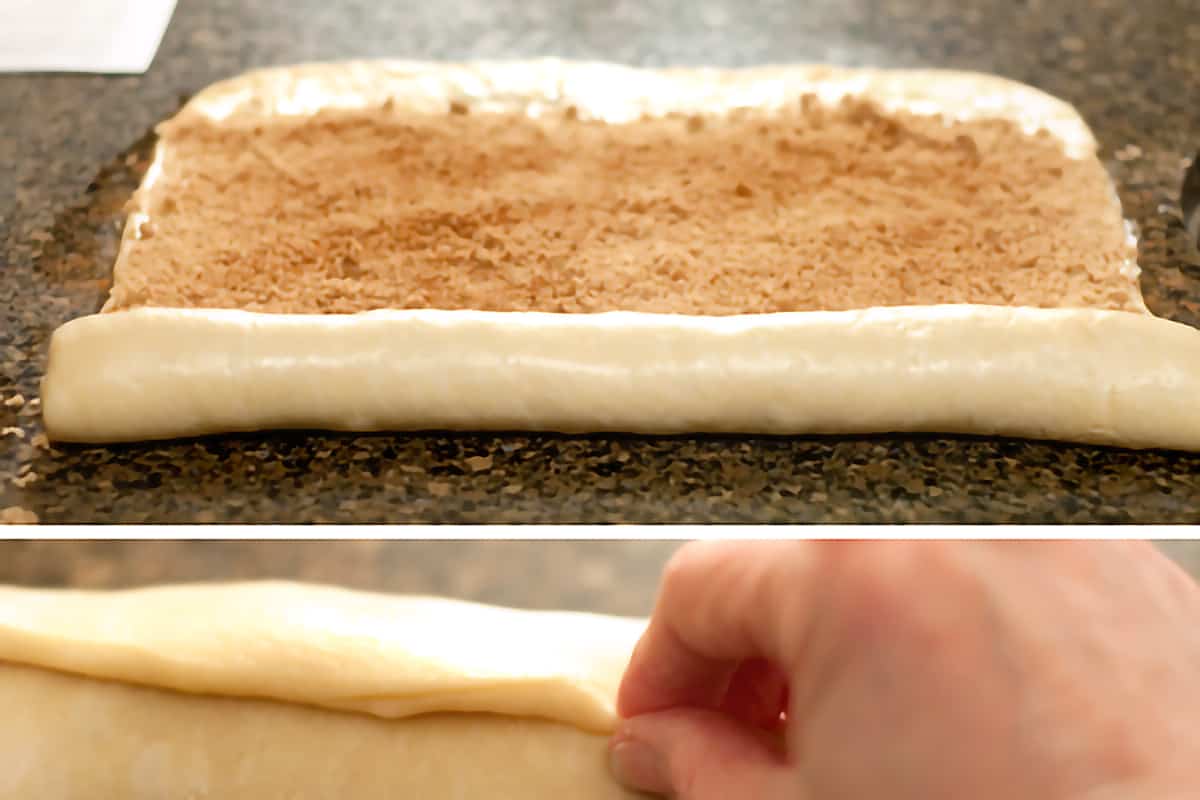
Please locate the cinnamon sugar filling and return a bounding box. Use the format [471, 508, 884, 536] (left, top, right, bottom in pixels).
[106, 97, 1140, 315]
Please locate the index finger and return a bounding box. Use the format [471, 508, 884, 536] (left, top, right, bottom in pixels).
[618, 540, 822, 718]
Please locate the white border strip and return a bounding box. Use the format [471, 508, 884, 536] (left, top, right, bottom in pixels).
[3, 525, 1197, 539]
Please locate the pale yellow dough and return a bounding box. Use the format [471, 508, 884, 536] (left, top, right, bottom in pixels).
[41, 305, 1200, 450]
[39, 59, 1200, 449]
[0, 582, 649, 800]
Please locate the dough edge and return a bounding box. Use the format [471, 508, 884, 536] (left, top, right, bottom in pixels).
[0, 581, 646, 733]
[0, 582, 650, 798]
[45, 59, 1177, 448]
[176, 58, 1100, 157]
[0, 659, 640, 800]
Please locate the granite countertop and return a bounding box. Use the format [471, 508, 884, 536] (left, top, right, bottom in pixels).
[3, 0, 1200, 524]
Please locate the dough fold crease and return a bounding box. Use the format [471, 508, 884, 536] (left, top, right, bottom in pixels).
[0, 582, 648, 800]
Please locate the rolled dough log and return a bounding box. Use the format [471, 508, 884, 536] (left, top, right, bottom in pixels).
[0, 582, 649, 800]
[41, 304, 1200, 449]
[38, 59, 1200, 449]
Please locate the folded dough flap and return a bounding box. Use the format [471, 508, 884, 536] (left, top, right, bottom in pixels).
[0, 582, 646, 733]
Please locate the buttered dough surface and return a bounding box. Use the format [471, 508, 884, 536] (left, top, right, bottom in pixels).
[0, 582, 649, 799]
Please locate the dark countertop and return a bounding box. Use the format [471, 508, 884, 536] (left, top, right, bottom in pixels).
[3, 0, 1200, 523]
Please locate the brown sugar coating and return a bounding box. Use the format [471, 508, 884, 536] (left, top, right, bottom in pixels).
[105, 96, 1141, 315]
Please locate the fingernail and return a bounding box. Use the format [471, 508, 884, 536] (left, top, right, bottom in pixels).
[609, 738, 671, 795]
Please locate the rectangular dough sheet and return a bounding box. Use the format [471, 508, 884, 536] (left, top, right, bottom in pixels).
[39, 59, 1200, 449]
[0, 581, 648, 800]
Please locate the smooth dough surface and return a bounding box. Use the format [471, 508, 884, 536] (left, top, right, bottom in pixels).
[40, 59, 1199, 449]
[41, 304, 1200, 450]
[0, 582, 643, 731]
[0, 663, 639, 800]
[0, 582, 648, 800]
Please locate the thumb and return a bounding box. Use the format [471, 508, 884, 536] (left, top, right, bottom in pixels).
[609, 708, 799, 800]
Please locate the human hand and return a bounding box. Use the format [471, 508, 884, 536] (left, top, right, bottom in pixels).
[610, 541, 1200, 800]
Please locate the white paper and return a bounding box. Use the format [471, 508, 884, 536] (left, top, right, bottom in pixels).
[0, 0, 178, 74]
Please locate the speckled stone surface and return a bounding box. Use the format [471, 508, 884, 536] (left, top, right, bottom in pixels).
[3, 0, 1200, 524]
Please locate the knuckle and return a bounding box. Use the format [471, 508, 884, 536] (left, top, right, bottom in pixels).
[834, 541, 963, 627]
[668, 739, 715, 800]
[660, 541, 740, 595]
